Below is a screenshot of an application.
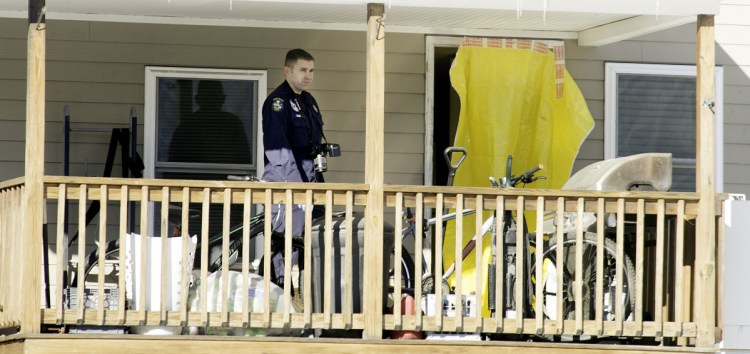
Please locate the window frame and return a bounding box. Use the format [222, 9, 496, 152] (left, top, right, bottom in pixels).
[604, 62, 724, 192]
[143, 66, 267, 179]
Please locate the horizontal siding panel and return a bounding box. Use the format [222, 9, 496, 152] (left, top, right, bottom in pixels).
[0, 18, 26, 39]
[719, 44, 750, 66]
[89, 22, 424, 54]
[575, 79, 603, 100]
[0, 38, 27, 59]
[723, 84, 750, 105]
[717, 25, 750, 45]
[46, 61, 146, 84]
[0, 161, 24, 181]
[566, 59, 604, 81]
[641, 42, 697, 64]
[313, 71, 425, 94]
[325, 112, 424, 134]
[0, 100, 25, 121]
[327, 171, 423, 185]
[46, 81, 145, 104]
[724, 163, 750, 187]
[91, 23, 364, 51]
[629, 22, 695, 44]
[0, 59, 25, 80]
[569, 41, 644, 62]
[328, 131, 424, 154]
[716, 4, 750, 26]
[0, 79, 25, 100]
[723, 103, 750, 124]
[724, 144, 750, 164]
[721, 65, 750, 86]
[329, 151, 423, 173]
[47, 102, 144, 124]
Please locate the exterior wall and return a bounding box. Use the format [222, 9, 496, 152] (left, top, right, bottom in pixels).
[2, 13, 746, 193]
[565, 6, 750, 197]
[715, 1, 750, 197]
[0, 19, 426, 185]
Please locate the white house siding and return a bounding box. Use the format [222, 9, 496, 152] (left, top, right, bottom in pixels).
[565, 5, 750, 197]
[716, 1, 750, 197]
[0, 18, 426, 185]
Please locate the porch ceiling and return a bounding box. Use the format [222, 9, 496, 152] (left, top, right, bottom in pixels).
[1, 0, 720, 46]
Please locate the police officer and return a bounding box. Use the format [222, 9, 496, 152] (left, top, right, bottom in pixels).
[262, 48, 325, 236]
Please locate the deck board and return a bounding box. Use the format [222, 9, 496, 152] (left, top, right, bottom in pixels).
[0, 334, 717, 354]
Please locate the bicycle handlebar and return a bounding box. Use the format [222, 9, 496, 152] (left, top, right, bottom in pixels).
[514, 164, 544, 185]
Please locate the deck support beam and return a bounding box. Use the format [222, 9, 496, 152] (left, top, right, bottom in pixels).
[363, 2, 386, 340]
[695, 14, 717, 349]
[21, 0, 46, 334]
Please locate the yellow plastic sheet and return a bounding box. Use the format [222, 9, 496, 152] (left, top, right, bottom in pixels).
[444, 42, 594, 317]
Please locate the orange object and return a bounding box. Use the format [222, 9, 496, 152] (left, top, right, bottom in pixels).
[390, 295, 424, 339]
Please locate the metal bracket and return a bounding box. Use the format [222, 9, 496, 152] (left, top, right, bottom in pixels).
[702, 98, 715, 113]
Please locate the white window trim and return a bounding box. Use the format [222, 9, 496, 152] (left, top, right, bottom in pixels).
[604, 62, 724, 192]
[143, 66, 267, 179]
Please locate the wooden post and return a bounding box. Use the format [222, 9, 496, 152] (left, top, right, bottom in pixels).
[695, 14, 716, 348]
[363, 2, 385, 340]
[21, 0, 46, 334]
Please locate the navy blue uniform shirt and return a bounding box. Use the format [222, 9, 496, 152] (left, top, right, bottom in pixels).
[261, 80, 324, 183]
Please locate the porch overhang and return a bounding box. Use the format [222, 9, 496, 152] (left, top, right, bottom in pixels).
[1, 0, 721, 46]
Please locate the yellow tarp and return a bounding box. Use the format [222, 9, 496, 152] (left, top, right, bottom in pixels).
[445, 42, 594, 317]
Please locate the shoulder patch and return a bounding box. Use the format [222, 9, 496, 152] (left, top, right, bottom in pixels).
[272, 98, 284, 112]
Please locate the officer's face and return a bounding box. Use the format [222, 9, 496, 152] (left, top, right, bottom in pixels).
[284, 59, 314, 94]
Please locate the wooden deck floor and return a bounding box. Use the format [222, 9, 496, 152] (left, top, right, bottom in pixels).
[0, 334, 716, 354]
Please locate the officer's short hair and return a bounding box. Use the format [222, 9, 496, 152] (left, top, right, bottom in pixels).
[285, 49, 314, 67]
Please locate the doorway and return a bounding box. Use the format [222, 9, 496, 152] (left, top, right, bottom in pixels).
[425, 36, 461, 186]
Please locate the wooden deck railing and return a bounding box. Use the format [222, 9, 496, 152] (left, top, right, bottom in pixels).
[382, 185, 705, 340]
[0, 176, 720, 346]
[0, 178, 26, 330]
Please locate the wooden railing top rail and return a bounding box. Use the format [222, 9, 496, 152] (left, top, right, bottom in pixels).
[43, 176, 369, 192]
[0, 177, 26, 190]
[385, 184, 701, 201]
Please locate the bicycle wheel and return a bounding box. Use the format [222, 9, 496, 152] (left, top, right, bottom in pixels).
[386, 246, 416, 309]
[532, 232, 635, 322]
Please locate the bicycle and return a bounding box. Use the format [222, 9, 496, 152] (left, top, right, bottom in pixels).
[78, 176, 415, 318]
[400, 152, 636, 331]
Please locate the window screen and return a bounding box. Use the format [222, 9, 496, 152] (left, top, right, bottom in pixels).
[156, 78, 256, 172]
[615, 74, 696, 192]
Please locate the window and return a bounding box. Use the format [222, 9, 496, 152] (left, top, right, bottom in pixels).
[144, 67, 267, 241]
[144, 67, 267, 181]
[605, 63, 723, 192]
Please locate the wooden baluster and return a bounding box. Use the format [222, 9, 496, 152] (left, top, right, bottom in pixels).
[139, 186, 149, 325]
[96, 185, 108, 325]
[221, 188, 231, 326]
[76, 184, 87, 324]
[654, 199, 666, 338]
[160, 187, 169, 324]
[200, 188, 210, 327]
[475, 195, 484, 332]
[635, 199, 645, 336]
[241, 188, 252, 327]
[495, 196, 505, 333]
[557, 197, 566, 334]
[180, 187, 190, 327]
[515, 196, 524, 333]
[534, 196, 544, 334]
[674, 200, 686, 338]
[394, 192, 403, 329]
[344, 190, 354, 329]
[55, 184, 66, 324]
[574, 197, 584, 335]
